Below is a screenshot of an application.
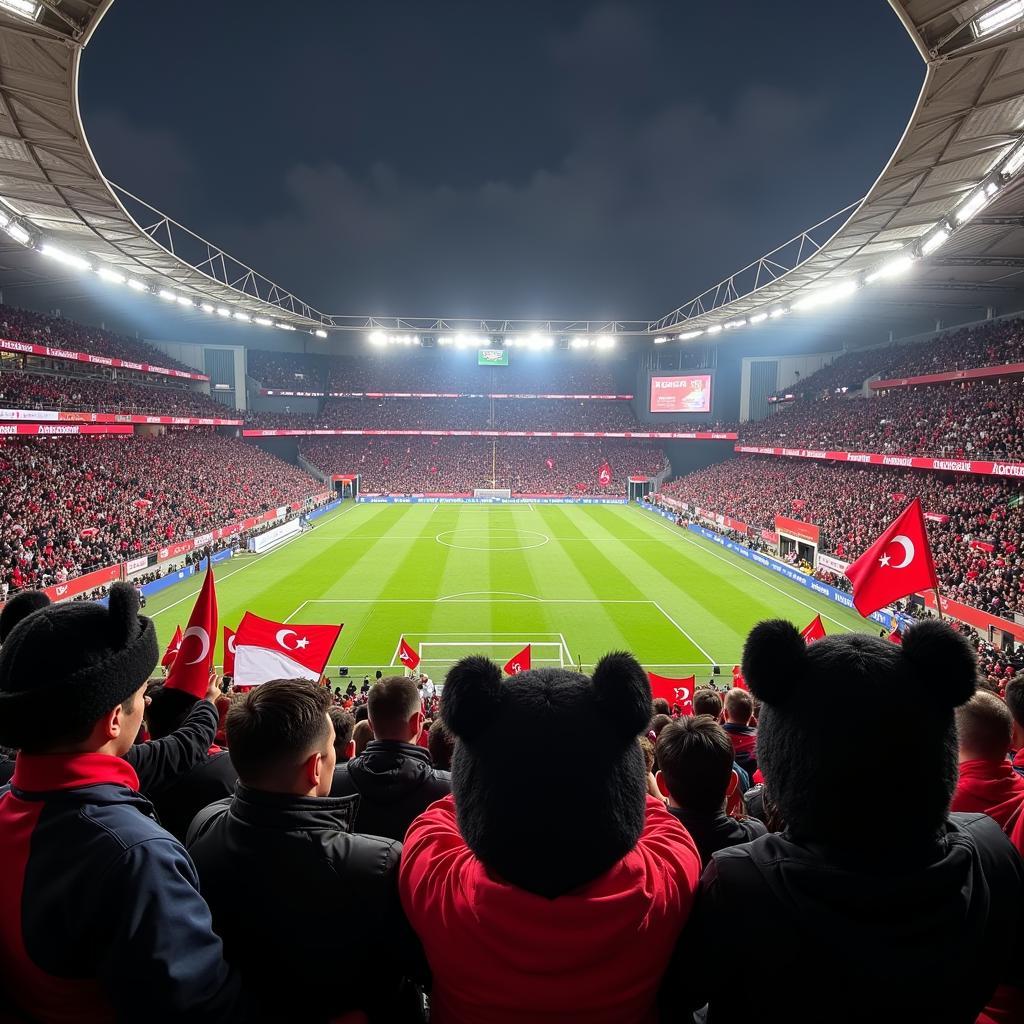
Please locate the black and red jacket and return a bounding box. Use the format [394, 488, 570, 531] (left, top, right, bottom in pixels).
[0, 752, 240, 1023]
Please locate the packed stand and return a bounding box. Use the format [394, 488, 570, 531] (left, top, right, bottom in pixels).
[661, 456, 1024, 619]
[0, 371, 234, 419]
[0, 435, 320, 595]
[300, 436, 666, 493]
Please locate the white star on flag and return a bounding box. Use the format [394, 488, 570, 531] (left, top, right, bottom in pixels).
[295, 637, 310, 649]
[878, 553, 891, 567]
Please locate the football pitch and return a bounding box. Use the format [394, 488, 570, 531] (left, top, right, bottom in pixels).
[146, 502, 872, 683]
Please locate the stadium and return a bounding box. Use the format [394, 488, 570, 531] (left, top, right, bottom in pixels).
[1, 1, 1024, 1021]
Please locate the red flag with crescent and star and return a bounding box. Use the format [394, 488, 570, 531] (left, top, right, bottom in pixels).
[503, 644, 531, 676]
[648, 672, 695, 715]
[598, 461, 613, 487]
[398, 636, 420, 673]
[232, 612, 342, 688]
[161, 624, 183, 669]
[164, 566, 218, 698]
[799, 614, 826, 644]
[223, 626, 237, 677]
[844, 498, 939, 617]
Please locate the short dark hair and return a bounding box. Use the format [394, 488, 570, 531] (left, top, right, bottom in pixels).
[352, 719, 373, 757]
[145, 685, 198, 740]
[1005, 674, 1024, 728]
[693, 688, 723, 718]
[226, 679, 331, 786]
[649, 713, 673, 738]
[427, 719, 455, 770]
[724, 687, 754, 723]
[956, 690, 1012, 760]
[657, 716, 735, 815]
[367, 675, 421, 738]
[651, 697, 671, 716]
[328, 707, 355, 758]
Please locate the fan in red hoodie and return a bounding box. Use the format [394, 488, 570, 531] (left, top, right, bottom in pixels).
[399, 652, 701, 1024]
[951, 690, 1024, 827]
[1006, 676, 1024, 778]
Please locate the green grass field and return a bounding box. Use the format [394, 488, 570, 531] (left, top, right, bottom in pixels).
[146, 502, 873, 683]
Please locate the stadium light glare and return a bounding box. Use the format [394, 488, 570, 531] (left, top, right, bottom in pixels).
[216, 307, 232, 318]
[865, 255, 915, 284]
[5, 221, 29, 245]
[438, 336, 453, 346]
[0, 1, 42, 22]
[595, 335, 615, 350]
[920, 226, 950, 256]
[1003, 139, 1024, 178]
[678, 330, 704, 340]
[97, 267, 126, 285]
[723, 319, 746, 330]
[200, 302, 215, 312]
[368, 331, 386, 346]
[127, 278, 147, 292]
[748, 312, 769, 324]
[254, 317, 273, 326]
[792, 280, 858, 311]
[570, 337, 590, 349]
[314, 329, 328, 339]
[653, 336, 669, 344]
[41, 244, 91, 272]
[233, 312, 251, 322]
[176, 295, 195, 308]
[973, 0, 1024, 38]
[769, 307, 788, 318]
[706, 324, 723, 334]
[954, 186, 994, 225]
[0, 209, 10, 228]
[157, 289, 177, 302]
[276, 323, 297, 331]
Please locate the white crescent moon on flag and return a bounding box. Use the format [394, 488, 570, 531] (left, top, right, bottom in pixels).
[227, 634, 236, 654]
[890, 534, 915, 569]
[276, 628, 297, 650]
[182, 626, 210, 665]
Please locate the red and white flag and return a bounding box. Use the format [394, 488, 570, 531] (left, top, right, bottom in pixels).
[598, 461, 612, 487]
[649, 672, 694, 715]
[161, 625, 183, 668]
[503, 644, 531, 676]
[223, 626, 237, 677]
[799, 614, 826, 644]
[844, 498, 939, 617]
[731, 664, 748, 691]
[233, 612, 342, 688]
[165, 567, 218, 699]
[397, 636, 420, 673]
[888, 627, 903, 645]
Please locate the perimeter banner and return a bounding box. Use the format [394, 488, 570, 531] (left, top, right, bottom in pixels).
[247, 428, 738, 439]
[0, 337, 208, 381]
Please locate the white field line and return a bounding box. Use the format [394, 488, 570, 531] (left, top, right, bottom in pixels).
[301, 598, 659, 604]
[149, 503, 360, 619]
[652, 600, 718, 664]
[635, 507, 854, 632]
[283, 600, 309, 624]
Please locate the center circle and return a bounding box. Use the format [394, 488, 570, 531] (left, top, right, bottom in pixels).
[435, 528, 550, 552]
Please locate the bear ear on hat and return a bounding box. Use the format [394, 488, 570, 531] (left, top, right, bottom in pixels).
[441, 655, 504, 742]
[742, 619, 806, 706]
[106, 583, 141, 647]
[900, 618, 977, 709]
[592, 651, 651, 740]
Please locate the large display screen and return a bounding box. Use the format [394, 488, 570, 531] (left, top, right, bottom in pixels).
[649, 374, 713, 414]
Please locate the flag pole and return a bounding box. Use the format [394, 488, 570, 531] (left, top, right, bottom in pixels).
[932, 586, 944, 621]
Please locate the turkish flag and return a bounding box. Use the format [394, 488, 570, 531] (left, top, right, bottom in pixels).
[844, 498, 939, 617]
[799, 614, 826, 644]
[398, 636, 420, 672]
[731, 664, 748, 691]
[161, 624, 182, 668]
[503, 644, 531, 676]
[223, 626, 236, 677]
[164, 566, 218, 698]
[888, 628, 903, 645]
[598, 461, 612, 487]
[649, 672, 694, 715]
[233, 612, 342, 687]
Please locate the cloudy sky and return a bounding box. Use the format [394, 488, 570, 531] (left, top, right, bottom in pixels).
[80, 0, 921, 321]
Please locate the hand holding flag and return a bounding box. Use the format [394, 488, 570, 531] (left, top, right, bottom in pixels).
[165, 567, 218, 699]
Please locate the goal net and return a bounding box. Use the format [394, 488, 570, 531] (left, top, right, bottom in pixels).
[473, 488, 512, 499]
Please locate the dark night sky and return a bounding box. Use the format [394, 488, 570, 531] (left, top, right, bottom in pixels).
[78, 1, 921, 321]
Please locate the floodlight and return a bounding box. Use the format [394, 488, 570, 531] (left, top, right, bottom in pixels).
[973, 0, 1024, 38]
[254, 317, 273, 326]
[0, 209, 10, 228]
[920, 227, 950, 256]
[678, 330, 704, 340]
[176, 295, 194, 307]
[233, 312, 251, 322]
[769, 307, 787, 318]
[706, 324, 723, 334]
[954, 186, 994, 225]
[41, 244, 91, 272]
[158, 289, 177, 302]
[570, 337, 590, 349]
[5, 221, 29, 245]
[653, 336, 669, 344]
[596, 335, 615, 350]
[865, 255, 915, 284]
[368, 331, 386, 345]
[216, 307, 231, 318]
[792, 280, 858, 311]
[1004, 139, 1024, 178]
[97, 268, 126, 285]
[276, 323, 297, 331]
[200, 302, 215, 312]
[128, 279, 147, 292]
[0, 1, 42, 22]
[749, 312, 768, 324]
[723, 319, 746, 330]
[314, 329, 328, 338]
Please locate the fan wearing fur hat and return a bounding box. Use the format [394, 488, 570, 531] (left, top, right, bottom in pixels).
[399, 651, 702, 1024]
[663, 618, 1024, 1024]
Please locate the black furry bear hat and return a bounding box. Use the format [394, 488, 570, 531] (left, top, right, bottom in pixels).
[442, 651, 652, 899]
[0, 583, 157, 751]
[742, 618, 978, 858]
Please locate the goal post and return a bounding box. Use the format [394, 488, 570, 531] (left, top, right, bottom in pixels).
[473, 488, 512, 499]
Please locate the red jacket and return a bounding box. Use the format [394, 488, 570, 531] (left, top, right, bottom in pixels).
[399, 795, 700, 1024]
[951, 759, 1024, 827]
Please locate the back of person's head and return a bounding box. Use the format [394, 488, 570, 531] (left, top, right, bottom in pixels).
[226, 679, 335, 794]
[651, 697, 671, 716]
[146, 685, 199, 740]
[743, 618, 977, 857]
[352, 719, 373, 757]
[0, 584, 156, 754]
[367, 675, 421, 741]
[693, 688, 723, 718]
[724, 687, 753, 724]
[649, 713, 673, 738]
[427, 719, 455, 770]
[956, 690, 1013, 761]
[1005, 674, 1024, 730]
[354, 703, 369, 723]
[657, 716, 736, 814]
[328, 707, 355, 761]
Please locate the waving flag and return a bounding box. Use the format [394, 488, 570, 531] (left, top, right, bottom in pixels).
[799, 614, 826, 644]
[598, 461, 612, 487]
[503, 644, 531, 676]
[223, 626, 237, 677]
[233, 612, 342, 688]
[731, 664, 748, 691]
[161, 624, 183, 668]
[648, 672, 694, 715]
[165, 567, 218, 698]
[397, 636, 420, 672]
[844, 498, 939, 617]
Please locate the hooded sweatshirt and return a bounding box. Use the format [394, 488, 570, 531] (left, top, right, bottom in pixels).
[664, 814, 1024, 1024]
[951, 758, 1024, 827]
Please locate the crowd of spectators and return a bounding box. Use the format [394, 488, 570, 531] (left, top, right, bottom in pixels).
[0, 435, 320, 594]
[0, 371, 234, 419]
[300, 436, 666, 493]
[0, 302, 196, 373]
[661, 456, 1024, 619]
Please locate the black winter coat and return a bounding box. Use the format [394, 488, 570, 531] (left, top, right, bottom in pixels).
[125, 700, 218, 795]
[331, 740, 451, 840]
[148, 749, 237, 842]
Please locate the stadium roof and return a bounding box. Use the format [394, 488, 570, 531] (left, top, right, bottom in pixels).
[1, 1, 1024, 344]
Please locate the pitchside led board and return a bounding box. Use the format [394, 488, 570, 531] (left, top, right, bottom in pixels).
[649, 373, 714, 414]
[478, 348, 509, 367]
